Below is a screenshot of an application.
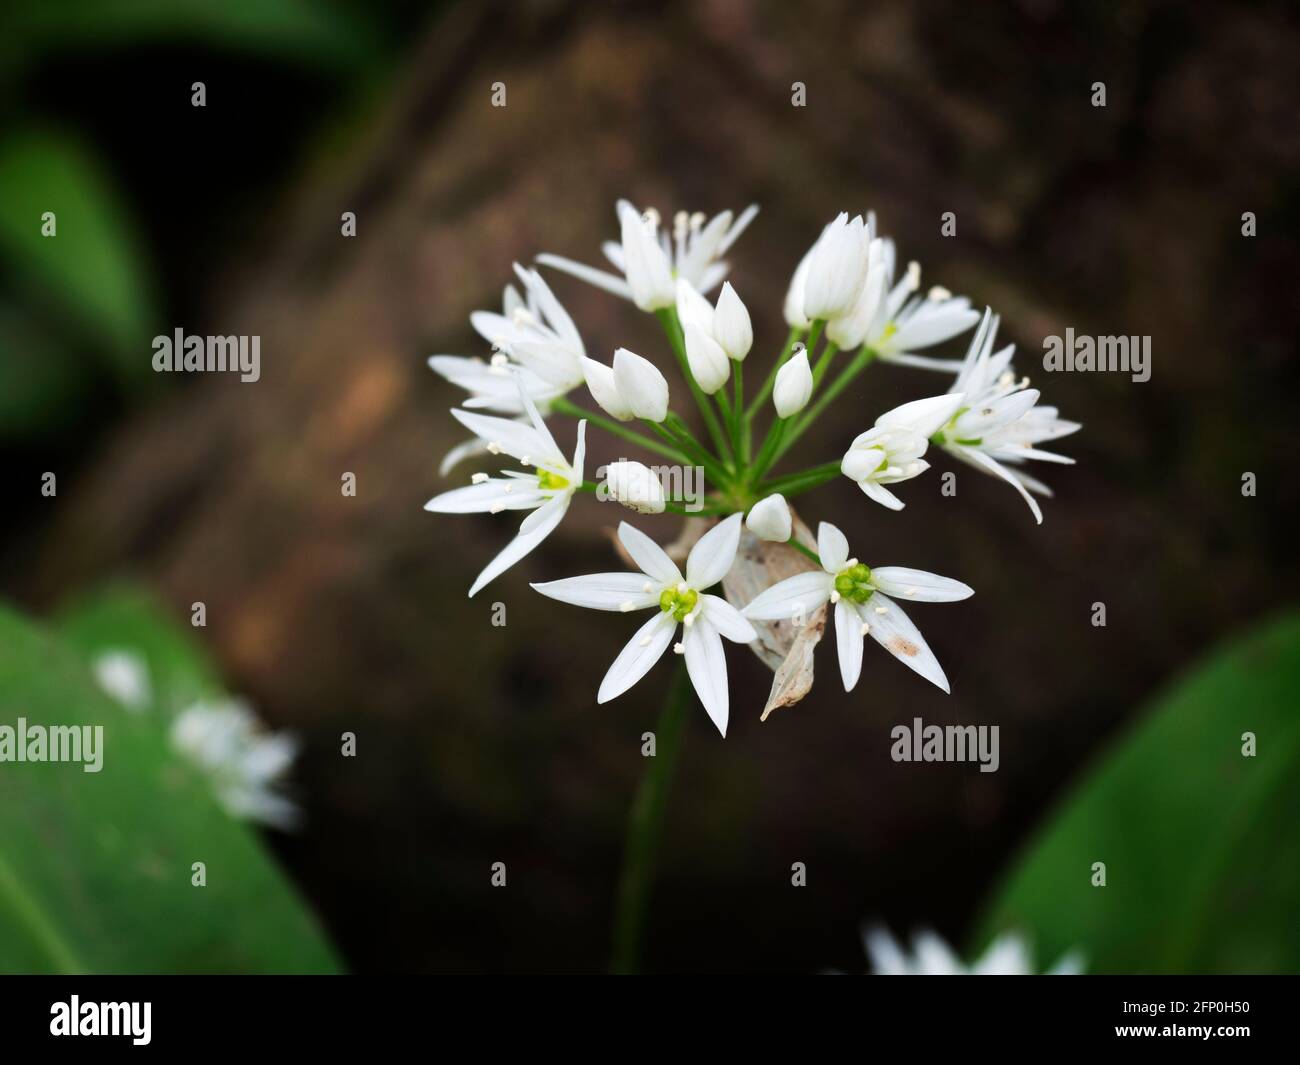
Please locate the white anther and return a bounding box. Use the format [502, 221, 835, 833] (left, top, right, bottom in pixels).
[490, 352, 509, 368]
[860, 622, 871, 636]
[689, 211, 705, 230]
[906, 261, 921, 290]
[489, 503, 505, 514]
[829, 590, 841, 604]
[928, 285, 951, 301]
[487, 441, 502, 455]
[905, 588, 917, 597]
[673, 642, 685, 655]
[620, 601, 637, 613]
[471, 473, 488, 484]
[875, 606, 888, 615]
[520, 454, 531, 466]
[677, 581, 689, 593]
[642, 582, 654, 594]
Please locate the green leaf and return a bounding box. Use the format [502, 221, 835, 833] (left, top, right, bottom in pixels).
[0, 131, 157, 380]
[975, 611, 1300, 974]
[1, 0, 377, 72]
[0, 596, 341, 973]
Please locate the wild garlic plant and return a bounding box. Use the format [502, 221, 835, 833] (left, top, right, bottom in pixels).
[427, 201, 1081, 736]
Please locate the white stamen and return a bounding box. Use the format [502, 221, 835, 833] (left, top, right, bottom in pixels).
[487, 441, 502, 455]
[673, 642, 685, 655]
[927, 285, 951, 301]
[520, 454, 531, 466]
[620, 601, 637, 613]
[829, 590, 841, 604]
[677, 581, 689, 593]
[490, 352, 509, 368]
[489, 503, 505, 514]
[511, 307, 536, 326]
[642, 207, 660, 229]
[875, 606, 888, 615]
[860, 622, 871, 635]
[471, 473, 488, 484]
[905, 588, 917, 596]
[906, 261, 921, 290]
[689, 211, 705, 230]
[642, 582, 654, 594]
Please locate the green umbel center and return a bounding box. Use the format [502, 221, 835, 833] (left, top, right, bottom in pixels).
[536, 468, 569, 491]
[658, 586, 699, 622]
[833, 563, 874, 604]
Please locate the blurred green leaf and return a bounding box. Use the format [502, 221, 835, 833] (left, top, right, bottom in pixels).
[0, 303, 82, 437]
[0, 596, 341, 973]
[1, 0, 378, 72]
[0, 130, 156, 380]
[976, 610, 1300, 973]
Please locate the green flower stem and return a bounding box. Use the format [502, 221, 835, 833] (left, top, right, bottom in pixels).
[732, 361, 747, 464]
[653, 419, 730, 487]
[655, 307, 732, 461]
[746, 325, 804, 421]
[611, 661, 692, 974]
[749, 417, 788, 484]
[757, 460, 842, 498]
[552, 397, 685, 463]
[778, 345, 878, 462]
[810, 341, 840, 389]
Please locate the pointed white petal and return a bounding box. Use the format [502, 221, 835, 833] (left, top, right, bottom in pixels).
[870, 567, 974, 602]
[617, 522, 682, 584]
[817, 522, 850, 572]
[685, 513, 742, 590]
[863, 592, 950, 693]
[954, 446, 1043, 523]
[531, 573, 660, 611]
[467, 494, 568, 597]
[438, 436, 488, 476]
[859, 479, 905, 510]
[424, 478, 544, 513]
[741, 571, 832, 621]
[834, 599, 865, 692]
[598, 611, 676, 703]
[877, 392, 966, 437]
[535, 253, 634, 301]
[700, 594, 757, 643]
[451, 409, 561, 466]
[684, 619, 729, 736]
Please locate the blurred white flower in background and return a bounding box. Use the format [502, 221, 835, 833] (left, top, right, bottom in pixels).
[865, 926, 1085, 975]
[171, 698, 301, 830]
[92, 650, 152, 712]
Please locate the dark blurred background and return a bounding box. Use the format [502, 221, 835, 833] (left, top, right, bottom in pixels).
[1, 0, 1297, 972]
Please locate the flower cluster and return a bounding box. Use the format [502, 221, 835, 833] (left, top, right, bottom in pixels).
[427, 201, 1080, 735]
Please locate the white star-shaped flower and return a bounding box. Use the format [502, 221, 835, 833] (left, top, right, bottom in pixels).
[841, 392, 966, 510]
[865, 926, 1084, 976]
[933, 308, 1082, 523]
[538, 200, 758, 310]
[532, 514, 757, 736]
[863, 238, 981, 369]
[742, 522, 971, 693]
[425, 383, 586, 596]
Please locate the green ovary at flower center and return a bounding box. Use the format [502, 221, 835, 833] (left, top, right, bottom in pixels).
[659, 586, 699, 622]
[833, 563, 874, 604]
[536, 467, 569, 491]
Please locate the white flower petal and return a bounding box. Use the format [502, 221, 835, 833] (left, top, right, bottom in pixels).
[817, 522, 850, 573]
[531, 572, 661, 611]
[699, 594, 757, 643]
[685, 513, 743, 590]
[580, 356, 635, 421]
[467, 494, 568, 597]
[684, 618, 729, 736]
[535, 253, 634, 301]
[613, 347, 670, 422]
[870, 567, 974, 602]
[451, 408, 562, 467]
[877, 392, 966, 438]
[617, 522, 682, 584]
[834, 599, 865, 692]
[863, 592, 950, 693]
[859, 479, 905, 511]
[742, 571, 832, 621]
[424, 478, 545, 513]
[953, 446, 1043, 523]
[598, 611, 676, 703]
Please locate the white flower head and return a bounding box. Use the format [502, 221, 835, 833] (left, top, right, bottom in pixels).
[538, 200, 759, 310]
[841, 392, 966, 510]
[712, 281, 753, 362]
[684, 321, 730, 394]
[773, 348, 813, 418]
[171, 698, 300, 829]
[603, 459, 666, 514]
[425, 379, 586, 596]
[532, 515, 757, 735]
[580, 355, 634, 421]
[865, 926, 1085, 976]
[675, 276, 715, 336]
[612, 347, 670, 421]
[743, 522, 971, 693]
[803, 212, 872, 322]
[93, 650, 152, 712]
[746, 494, 792, 542]
[934, 308, 1082, 524]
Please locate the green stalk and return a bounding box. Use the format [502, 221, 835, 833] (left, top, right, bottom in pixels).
[749, 417, 788, 483]
[552, 397, 687, 463]
[757, 460, 842, 498]
[611, 661, 692, 974]
[732, 360, 747, 464]
[655, 418, 730, 487]
[655, 307, 731, 461]
[785, 538, 822, 566]
[810, 341, 840, 389]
